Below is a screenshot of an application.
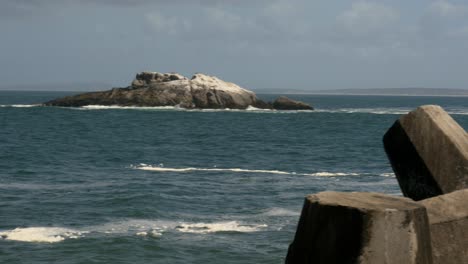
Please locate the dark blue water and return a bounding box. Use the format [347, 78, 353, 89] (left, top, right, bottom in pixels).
[1, 91, 467, 263]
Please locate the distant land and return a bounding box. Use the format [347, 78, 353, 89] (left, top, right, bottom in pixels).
[1, 84, 468, 97]
[0, 83, 113, 91]
[254, 88, 468, 97]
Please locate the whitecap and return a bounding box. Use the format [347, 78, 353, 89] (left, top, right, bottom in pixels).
[380, 172, 396, 177]
[304, 172, 360, 177]
[314, 108, 411, 115]
[261, 208, 300, 217]
[0, 104, 40, 108]
[133, 164, 362, 178]
[176, 221, 267, 234]
[133, 165, 292, 175]
[79, 105, 179, 110]
[71, 105, 315, 114]
[89, 219, 169, 235]
[0, 227, 85, 243]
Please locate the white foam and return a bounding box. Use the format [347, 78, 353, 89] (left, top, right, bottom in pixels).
[314, 108, 411, 115]
[262, 208, 300, 217]
[380, 172, 396, 177]
[134, 165, 292, 175]
[89, 219, 169, 235]
[0, 227, 84, 243]
[0, 104, 40, 108]
[133, 164, 361, 177]
[136, 230, 162, 238]
[80, 105, 179, 110]
[71, 105, 315, 113]
[0, 218, 269, 243]
[304, 172, 360, 177]
[176, 221, 267, 234]
[447, 109, 468, 115]
[315, 108, 468, 115]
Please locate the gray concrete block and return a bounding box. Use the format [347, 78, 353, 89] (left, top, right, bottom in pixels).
[384, 105, 468, 200]
[419, 189, 468, 264]
[286, 192, 433, 264]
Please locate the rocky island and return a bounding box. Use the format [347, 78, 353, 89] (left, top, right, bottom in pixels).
[44, 72, 313, 110]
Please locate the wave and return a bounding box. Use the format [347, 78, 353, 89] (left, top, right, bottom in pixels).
[315, 108, 468, 115]
[133, 164, 361, 177]
[0, 220, 166, 243]
[0, 227, 85, 243]
[0, 219, 267, 243]
[0, 104, 41, 108]
[261, 208, 301, 217]
[80, 105, 179, 110]
[314, 108, 412, 115]
[134, 164, 291, 175]
[2, 104, 467, 115]
[175, 221, 267, 234]
[307, 172, 359, 177]
[76, 105, 313, 113]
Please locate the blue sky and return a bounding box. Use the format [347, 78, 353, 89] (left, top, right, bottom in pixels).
[1, 0, 468, 90]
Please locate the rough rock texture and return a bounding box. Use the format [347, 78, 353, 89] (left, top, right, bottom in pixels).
[419, 189, 468, 264]
[286, 192, 433, 264]
[383, 105, 468, 200]
[272, 96, 313, 110]
[44, 72, 313, 110]
[45, 72, 259, 109]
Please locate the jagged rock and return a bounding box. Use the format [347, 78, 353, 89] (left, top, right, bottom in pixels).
[419, 189, 468, 264]
[286, 191, 433, 264]
[131, 72, 188, 87]
[272, 96, 313, 110]
[44, 72, 311, 110]
[383, 105, 468, 200]
[189, 73, 257, 109]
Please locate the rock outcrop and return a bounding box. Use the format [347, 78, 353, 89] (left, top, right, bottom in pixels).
[383, 105, 468, 200]
[44, 72, 313, 110]
[286, 192, 433, 264]
[272, 96, 313, 110]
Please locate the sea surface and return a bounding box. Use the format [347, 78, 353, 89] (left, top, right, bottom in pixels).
[1, 91, 467, 263]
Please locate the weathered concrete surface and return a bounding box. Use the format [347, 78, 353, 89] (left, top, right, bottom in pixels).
[419, 189, 468, 264]
[286, 192, 433, 264]
[383, 105, 468, 200]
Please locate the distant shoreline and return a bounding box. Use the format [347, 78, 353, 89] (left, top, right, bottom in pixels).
[256, 92, 468, 97]
[2, 89, 468, 98]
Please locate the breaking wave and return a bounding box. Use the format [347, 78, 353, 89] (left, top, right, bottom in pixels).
[2, 104, 466, 115]
[175, 221, 267, 234]
[314, 108, 411, 115]
[315, 108, 468, 115]
[76, 105, 312, 113]
[132, 164, 362, 177]
[0, 104, 41, 108]
[0, 219, 266, 243]
[261, 208, 301, 217]
[80, 105, 179, 110]
[0, 227, 85, 243]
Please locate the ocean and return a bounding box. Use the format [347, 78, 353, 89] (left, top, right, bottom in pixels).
[1, 91, 467, 263]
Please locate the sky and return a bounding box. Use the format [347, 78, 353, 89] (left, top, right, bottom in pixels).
[1, 0, 468, 90]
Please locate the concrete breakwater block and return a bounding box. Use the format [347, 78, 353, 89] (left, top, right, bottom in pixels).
[383, 105, 468, 201]
[286, 192, 433, 264]
[419, 189, 468, 264]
